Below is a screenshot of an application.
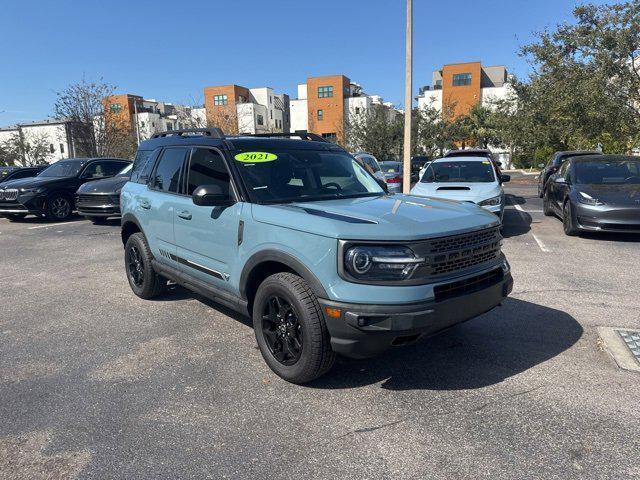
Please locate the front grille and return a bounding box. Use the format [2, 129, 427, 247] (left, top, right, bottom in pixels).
[413, 226, 502, 279]
[77, 194, 118, 206]
[434, 268, 503, 302]
[0, 189, 18, 201]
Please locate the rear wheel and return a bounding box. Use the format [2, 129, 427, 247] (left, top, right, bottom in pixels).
[543, 191, 554, 216]
[125, 232, 166, 299]
[46, 194, 73, 221]
[562, 201, 579, 236]
[253, 272, 335, 384]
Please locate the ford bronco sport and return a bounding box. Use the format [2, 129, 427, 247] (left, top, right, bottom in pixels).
[121, 129, 513, 384]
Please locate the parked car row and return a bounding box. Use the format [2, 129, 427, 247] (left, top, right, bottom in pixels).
[0, 157, 130, 221]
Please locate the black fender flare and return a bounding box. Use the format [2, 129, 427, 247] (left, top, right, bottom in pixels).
[120, 213, 143, 245]
[239, 249, 328, 300]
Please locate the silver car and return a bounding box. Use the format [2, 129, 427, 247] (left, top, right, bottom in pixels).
[379, 161, 403, 193]
[353, 153, 386, 184]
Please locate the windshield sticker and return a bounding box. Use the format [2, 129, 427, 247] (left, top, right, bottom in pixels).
[234, 152, 278, 163]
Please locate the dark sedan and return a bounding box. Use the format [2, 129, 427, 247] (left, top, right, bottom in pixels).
[543, 155, 640, 235]
[537, 150, 600, 198]
[0, 165, 46, 183]
[76, 164, 131, 223]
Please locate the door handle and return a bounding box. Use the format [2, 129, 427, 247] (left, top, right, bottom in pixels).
[178, 211, 192, 220]
[139, 200, 151, 210]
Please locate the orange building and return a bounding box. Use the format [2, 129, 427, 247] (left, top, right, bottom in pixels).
[103, 94, 143, 131]
[203, 85, 251, 134]
[306, 75, 350, 142]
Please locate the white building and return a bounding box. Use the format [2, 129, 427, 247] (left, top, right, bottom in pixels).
[131, 99, 208, 141]
[0, 119, 80, 164]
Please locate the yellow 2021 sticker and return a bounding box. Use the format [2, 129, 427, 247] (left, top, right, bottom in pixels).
[234, 152, 278, 163]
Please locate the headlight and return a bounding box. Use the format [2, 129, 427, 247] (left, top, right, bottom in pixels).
[478, 195, 502, 206]
[577, 191, 604, 206]
[344, 245, 426, 281]
[19, 187, 44, 194]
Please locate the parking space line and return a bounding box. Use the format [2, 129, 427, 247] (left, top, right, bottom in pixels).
[513, 203, 551, 253]
[28, 221, 82, 230]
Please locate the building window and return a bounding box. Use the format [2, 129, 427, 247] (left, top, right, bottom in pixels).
[317, 109, 324, 121]
[270, 110, 273, 119]
[49, 144, 54, 153]
[434, 79, 443, 89]
[109, 103, 122, 113]
[257, 114, 264, 126]
[355, 107, 361, 114]
[452, 73, 472, 86]
[141, 121, 146, 128]
[60, 144, 65, 154]
[152, 122, 155, 127]
[238, 95, 247, 103]
[321, 132, 337, 142]
[269, 96, 272, 104]
[317, 86, 334, 98]
[167, 124, 173, 131]
[213, 94, 228, 106]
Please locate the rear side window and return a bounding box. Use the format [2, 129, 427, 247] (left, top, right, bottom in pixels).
[151, 148, 188, 193]
[187, 148, 231, 196]
[130, 150, 154, 184]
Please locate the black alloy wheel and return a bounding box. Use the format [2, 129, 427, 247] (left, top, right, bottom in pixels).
[127, 245, 145, 288]
[124, 232, 166, 299]
[47, 195, 72, 220]
[563, 201, 579, 236]
[261, 295, 303, 366]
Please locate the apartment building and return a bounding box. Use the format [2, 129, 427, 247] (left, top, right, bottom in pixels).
[203, 85, 290, 134]
[416, 62, 512, 117]
[103, 94, 204, 141]
[0, 119, 80, 164]
[291, 75, 399, 143]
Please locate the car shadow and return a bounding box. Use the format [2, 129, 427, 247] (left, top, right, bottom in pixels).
[578, 231, 640, 243]
[501, 194, 532, 238]
[308, 297, 582, 391]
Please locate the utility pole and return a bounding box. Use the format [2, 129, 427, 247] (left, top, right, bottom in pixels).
[402, 0, 413, 194]
[134, 101, 141, 145]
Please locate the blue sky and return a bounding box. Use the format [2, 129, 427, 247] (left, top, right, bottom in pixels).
[0, 0, 615, 126]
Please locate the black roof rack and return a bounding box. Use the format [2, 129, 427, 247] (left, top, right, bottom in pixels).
[152, 128, 225, 139]
[237, 130, 329, 143]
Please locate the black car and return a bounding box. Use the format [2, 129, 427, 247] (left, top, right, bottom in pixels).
[537, 150, 600, 198]
[543, 154, 640, 235]
[444, 148, 503, 173]
[411, 156, 430, 182]
[0, 157, 130, 221]
[0, 165, 46, 184]
[76, 164, 132, 223]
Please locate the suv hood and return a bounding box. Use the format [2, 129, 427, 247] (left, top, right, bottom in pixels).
[410, 182, 502, 204]
[77, 175, 130, 194]
[0, 176, 72, 190]
[252, 194, 500, 241]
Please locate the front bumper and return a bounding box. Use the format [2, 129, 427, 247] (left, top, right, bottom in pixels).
[575, 203, 640, 233]
[0, 195, 45, 216]
[76, 194, 121, 218]
[319, 269, 513, 358]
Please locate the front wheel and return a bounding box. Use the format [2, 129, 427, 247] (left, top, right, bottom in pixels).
[253, 272, 335, 384]
[563, 201, 579, 236]
[124, 232, 166, 299]
[46, 194, 73, 221]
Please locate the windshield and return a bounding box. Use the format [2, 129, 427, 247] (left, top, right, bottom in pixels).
[233, 148, 384, 203]
[421, 160, 496, 183]
[380, 162, 401, 173]
[574, 160, 640, 185]
[39, 160, 85, 178]
[117, 164, 133, 177]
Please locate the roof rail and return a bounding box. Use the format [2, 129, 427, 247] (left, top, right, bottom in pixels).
[239, 130, 329, 143]
[152, 128, 225, 139]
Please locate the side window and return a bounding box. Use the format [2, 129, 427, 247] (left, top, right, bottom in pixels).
[152, 148, 188, 193]
[95, 161, 126, 177]
[13, 170, 34, 180]
[130, 150, 153, 183]
[187, 148, 231, 196]
[81, 162, 106, 179]
[559, 161, 570, 180]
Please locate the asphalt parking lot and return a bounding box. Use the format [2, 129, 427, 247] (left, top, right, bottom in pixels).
[1, 172, 639, 480]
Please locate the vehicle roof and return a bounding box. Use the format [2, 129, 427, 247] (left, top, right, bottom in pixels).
[432, 156, 492, 163]
[139, 135, 343, 152]
[571, 154, 639, 163]
[444, 149, 492, 157]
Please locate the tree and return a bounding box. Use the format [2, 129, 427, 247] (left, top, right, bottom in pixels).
[345, 104, 403, 160]
[53, 77, 137, 158]
[0, 130, 50, 166]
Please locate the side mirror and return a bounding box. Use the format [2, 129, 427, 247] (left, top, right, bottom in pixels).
[538, 163, 545, 169]
[500, 174, 511, 183]
[192, 184, 234, 207]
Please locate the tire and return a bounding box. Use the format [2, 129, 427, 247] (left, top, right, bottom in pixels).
[543, 191, 554, 216]
[88, 216, 108, 224]
[124, 232, 166, 299]
[562, 201, 579, 236]
[5, 214, 27, 221]
[46, 194, 73, 221]
[253, 272, 335, 384]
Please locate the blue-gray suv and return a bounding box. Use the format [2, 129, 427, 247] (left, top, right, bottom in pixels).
[121, 129, 513, 384]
